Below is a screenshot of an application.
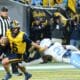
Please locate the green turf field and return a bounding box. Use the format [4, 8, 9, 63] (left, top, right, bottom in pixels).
[0, 69, 80, 80]
[0, 63, 80, 80]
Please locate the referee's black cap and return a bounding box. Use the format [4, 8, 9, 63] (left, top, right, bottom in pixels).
[1, 6, 8, 12]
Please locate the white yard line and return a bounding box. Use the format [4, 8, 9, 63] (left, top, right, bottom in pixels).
[0, 65, 75, 71]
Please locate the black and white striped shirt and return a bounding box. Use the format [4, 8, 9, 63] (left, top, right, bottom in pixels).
[0, 16, 11, 36]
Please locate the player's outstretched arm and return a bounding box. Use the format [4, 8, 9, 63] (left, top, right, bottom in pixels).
[31, 42, 47, 52]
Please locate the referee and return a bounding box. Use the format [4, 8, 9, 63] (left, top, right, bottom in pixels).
[0, 7, 21, 76]
[0, 6, 11, 36]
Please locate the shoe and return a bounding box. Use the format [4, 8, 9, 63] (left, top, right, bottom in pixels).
[25, 72, 32, 80]
[2, 73, 12, 80]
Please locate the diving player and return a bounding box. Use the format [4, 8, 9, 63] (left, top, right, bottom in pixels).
[40, 38, 80, 67]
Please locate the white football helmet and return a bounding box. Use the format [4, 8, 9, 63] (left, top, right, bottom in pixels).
[40, 38, 52, 48]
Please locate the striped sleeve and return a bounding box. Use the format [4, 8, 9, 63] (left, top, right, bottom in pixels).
[0, 20, 3, 36]
[0, 16, 10, 36]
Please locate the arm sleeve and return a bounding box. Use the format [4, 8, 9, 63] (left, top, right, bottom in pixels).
[66, 45, 79, 51]
[23, 33, 32, 44]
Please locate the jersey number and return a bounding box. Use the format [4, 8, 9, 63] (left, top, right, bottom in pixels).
[12, 43, 18, 53]
[53, 47, 62, 56]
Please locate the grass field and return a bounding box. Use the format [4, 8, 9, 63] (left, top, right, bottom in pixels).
[0, 63, 80, 80]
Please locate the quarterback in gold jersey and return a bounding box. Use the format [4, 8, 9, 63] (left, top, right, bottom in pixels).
[2, 20, 45, 80]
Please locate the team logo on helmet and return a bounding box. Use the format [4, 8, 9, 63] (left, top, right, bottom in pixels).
[10, 20, 20, 28]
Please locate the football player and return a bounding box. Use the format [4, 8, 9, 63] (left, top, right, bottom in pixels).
[40, 38, 80, 68]
[2, 20, 46, 80]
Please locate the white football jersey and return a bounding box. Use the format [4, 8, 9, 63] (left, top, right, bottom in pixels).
[44, 42, 66, 62]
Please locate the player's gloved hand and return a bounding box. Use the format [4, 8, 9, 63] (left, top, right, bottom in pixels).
[0, 37, 9, 46]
